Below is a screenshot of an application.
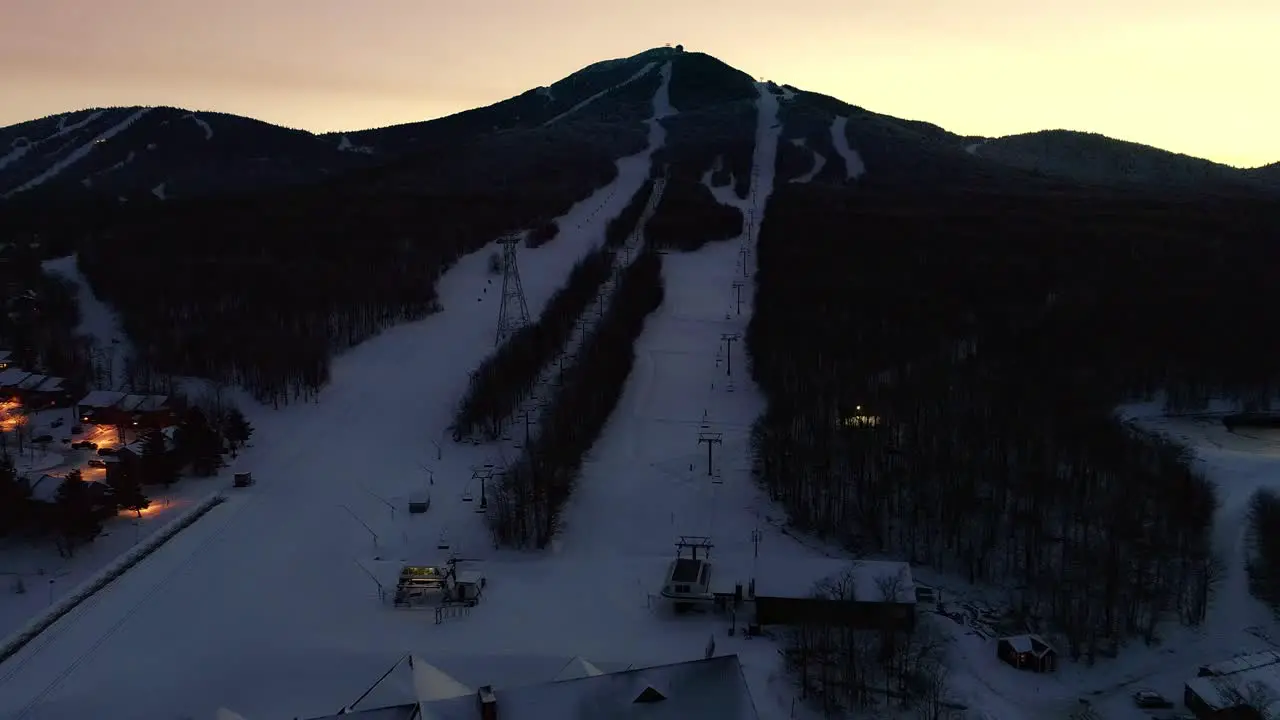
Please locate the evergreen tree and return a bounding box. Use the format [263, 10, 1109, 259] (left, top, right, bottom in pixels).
[141, 428, 177, 486]
[173, 408, 224, 476]
[107, 461, 150, 517]
[54, 470, 101, 556]
[222, 407, 253, 456]
[0, 453, 30, 536]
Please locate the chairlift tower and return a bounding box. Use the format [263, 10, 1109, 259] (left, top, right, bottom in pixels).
[496, 233, 531, 346]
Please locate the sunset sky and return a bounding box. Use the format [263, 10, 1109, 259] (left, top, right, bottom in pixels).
[2, 0, 1275, 168]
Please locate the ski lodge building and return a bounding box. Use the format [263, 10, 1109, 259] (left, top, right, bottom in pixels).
[76, 390, 172, 428]
[243, 653, 761, 720]
[0, 367, 68, 406]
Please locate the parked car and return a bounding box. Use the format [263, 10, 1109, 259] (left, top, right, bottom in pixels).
[87, 458, 106, 468]
[97, 447, 116, 456]
[1133, 690, 1173, 709]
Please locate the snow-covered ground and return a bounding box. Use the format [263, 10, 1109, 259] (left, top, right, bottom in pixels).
[917, 405, 1280, 720]
[542, 61, 658, 127]
[4, 109, 152, 198]
[830, 116, 866, 180]
[8, 64, 1267, 720]
[41, 255, 129, 391]
[0, 61, 831, 720]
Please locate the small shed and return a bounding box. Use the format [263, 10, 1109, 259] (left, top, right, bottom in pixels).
[0, 350, 11, 370]
[997, 634, 1057, 673]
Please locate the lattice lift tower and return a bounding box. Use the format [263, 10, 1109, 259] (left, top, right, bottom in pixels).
[495, 233, 531, 346]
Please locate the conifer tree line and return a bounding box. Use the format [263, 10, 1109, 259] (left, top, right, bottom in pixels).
[1246, 489, 1280, 611]
[643, 177, 744, 252]
[747, 183, 1280, 658]
[489, 247, 664, 547]
[783, 570, 956, 718]
[0, 397, 252, 557]
[604, 180, 655, 248]
[70, 143, 626, 407]
[452, 246, 616, 441]
[0, 238, 95, 393]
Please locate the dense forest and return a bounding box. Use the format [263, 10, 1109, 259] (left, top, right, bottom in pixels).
[452, 175, 663, 441]
[452, 246, 615, 441]
[70, 129, 640, 407]
[748, 183, 1280, 656]
[489, 248, 664, 548]
[1247, 489, 1280, 612]
[783, 570, 958, 718]
[0, 239, 93, 391]
[644, 177, 744, 252]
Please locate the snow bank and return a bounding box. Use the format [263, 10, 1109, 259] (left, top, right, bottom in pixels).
[0, 493, 226, 665]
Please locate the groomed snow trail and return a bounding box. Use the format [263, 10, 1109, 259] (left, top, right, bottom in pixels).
[542, 62, 658, 127]
[0, 61, 713, 720]
[41, 255, 131, 391]
[830, 116, 866, 180]
[4, 109, 151, 198]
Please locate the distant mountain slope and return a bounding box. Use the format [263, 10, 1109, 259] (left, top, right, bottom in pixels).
[328, 47, 677, 152]
[1248, 161, 1280, 185]
[968, 130, 1276, 195]
[0, 106, 375, 202]
[775, 88, 1056, 191]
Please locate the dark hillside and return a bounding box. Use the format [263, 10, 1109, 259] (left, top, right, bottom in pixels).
[749, 183, 1280, 655]
[334, 50, 669, 150]
[75, 125, 643, 405]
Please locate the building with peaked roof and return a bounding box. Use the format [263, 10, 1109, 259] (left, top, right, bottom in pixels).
[553, 656, 605, 682]
[997, 634, 1058, 672]
[296, 654, 759, 720]
[76, 391, 171, 427]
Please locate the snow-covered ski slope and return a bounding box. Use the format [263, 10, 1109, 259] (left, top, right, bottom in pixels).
[0, 59, 822, 720]
[3, 109, 152, 198]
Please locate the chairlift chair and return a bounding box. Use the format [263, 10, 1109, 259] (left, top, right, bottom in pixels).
[461, 489, 474, 502]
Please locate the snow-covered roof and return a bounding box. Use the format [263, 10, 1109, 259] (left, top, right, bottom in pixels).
[0, 368, 31, 387]
[115, 394, 147, 412]
[1187, 664, 1280, 718]
[1000, 634, 1055, 656]
[17, 373, 48, 390]
[413, 655, 758, 720]
[35, 376, 65, 393]
[344, 654, 472, 714]
[553, 656, 605, 681]
[1201, 650, 1280, 677]
[78, 390, 126, 408]
[713, 556, 915, 603]
[26, 473, 62, 502]
[134, 394, 169, 411]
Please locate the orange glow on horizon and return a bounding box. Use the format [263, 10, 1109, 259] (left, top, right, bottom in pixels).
[0, 1, 1274, 168]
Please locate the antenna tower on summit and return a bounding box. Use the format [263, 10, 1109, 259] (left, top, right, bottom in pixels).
[496, 233, 530, 346]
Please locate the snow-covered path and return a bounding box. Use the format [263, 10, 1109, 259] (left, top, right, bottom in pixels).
[41, 255, 130, 391]
[0, 60, 732, 720]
